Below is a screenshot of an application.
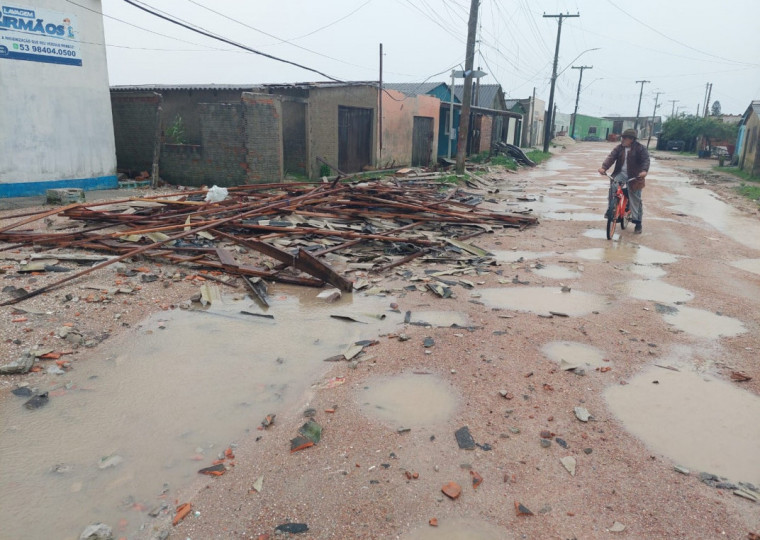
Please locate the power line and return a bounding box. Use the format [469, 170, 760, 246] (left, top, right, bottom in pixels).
[121, 0, 343, 81]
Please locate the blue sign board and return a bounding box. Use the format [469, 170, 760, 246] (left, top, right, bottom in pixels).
[0, 4, 82, 66]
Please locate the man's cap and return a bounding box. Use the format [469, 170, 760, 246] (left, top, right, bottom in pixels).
[622, 129, 638, 139]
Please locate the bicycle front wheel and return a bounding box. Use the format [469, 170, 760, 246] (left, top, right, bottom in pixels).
[606, 215, 617, 239]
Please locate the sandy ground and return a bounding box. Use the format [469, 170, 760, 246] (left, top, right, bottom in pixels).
[1, 144, 759, 539]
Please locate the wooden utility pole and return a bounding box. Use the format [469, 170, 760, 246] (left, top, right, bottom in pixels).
[633, 80, 650, 130]
[704, 83, 713, 116]
[455, 0, 480, 174]
[378, 43, 383, 166]
[668, 99, 679, 118]
[570, 65, 592, 139]
[542, 12, 579, 153]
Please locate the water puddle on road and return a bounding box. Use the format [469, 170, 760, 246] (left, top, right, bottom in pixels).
[403, 518, 508, 539]
[661, 305, 746, 339]
[0, 286, 401, 540]
[542, 341, 607, 368]
[624, 279, 694, 304]
[478, 287, 607, 316]
[583, 229, 618, 241]
[606, 365, 760, 485]
[492, 250, 556, 263]
[540, 211, 602, 222]
[730, 258, 760, 277]
[358, 374, 457, 428]
[576, 244, 678, 265]
[629, 264, 668, 279]
[532, 264, 582, 280]
[407, 311, 471, 328]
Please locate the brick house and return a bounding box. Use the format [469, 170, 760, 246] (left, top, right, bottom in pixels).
[110, 82, 379, 186]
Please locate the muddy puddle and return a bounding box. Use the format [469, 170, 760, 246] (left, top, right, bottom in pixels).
[358, 373, 458, 428]
[540, 211, 602, 222]
[478, 286, 607, 316]
[576, 244, 679, 265]
[492, 250, 556, 263]
[730, 258, 760, 277]
[407, 310, 471, 328]
[532, 264, 582, 280]
[583, 229, 618, 241]
[624, 279, 694, 304]
[629, 264, 668, 279]
[661, 305, 746, 338]
[542, 341, 607, 369]
[668, 186, 760, 250]
[606, 364, 760, 484]
[0, 286, 401, 540]
[403, 518, 508, 539]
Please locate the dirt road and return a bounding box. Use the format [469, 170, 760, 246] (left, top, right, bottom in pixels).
[1, 142, 758, 539]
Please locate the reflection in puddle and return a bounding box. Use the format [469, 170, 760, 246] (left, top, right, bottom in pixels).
[492, 250, 556, 263]
[542, 341, 607, 368]
[358, 374, 457, 427]
[0, 286, 400, 540]
[532, 264, 581, 280]
[408, 311, 471, 328]
[576, 244, 678, 265]
[606, 365, 760, 484]
[583, 229, 618, 240]
[403, 518, 508, 539]
[730, 258, 760, 277]
[662, 306, 746, 338]
[668, 186, 760, 250]
[625, 279, 694, 303]
[478, 287, 607, 316]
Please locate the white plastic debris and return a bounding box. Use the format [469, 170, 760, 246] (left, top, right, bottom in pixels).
[204, 185, 229, 203]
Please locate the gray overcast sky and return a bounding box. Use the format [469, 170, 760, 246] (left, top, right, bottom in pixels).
[100, 0, 760, 118]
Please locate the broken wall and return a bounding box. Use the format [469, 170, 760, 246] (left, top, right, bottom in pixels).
[242, 93, 284, 183]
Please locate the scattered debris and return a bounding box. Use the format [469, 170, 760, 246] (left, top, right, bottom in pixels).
[172, 503, 192, 526]
[441, 481, 462, 500]
[560, 456, 577, 477]
[198, 463, 227, 476]
[261, 414, 276, 428]
[731, 371, 752, 382]
[97, 454, 123, 470]
[609, 522, 626, 533]
[429, 518, 438, 527]
[574, 407, 592, 422]
[275, 523, 308, 534]
[23, 392, 49, 410]
[674, 465, 690, 475]
[470, 470, 483, 489]
[514, 502, 533, 516]
[455, 426, 476, 450]
[79, 523, 113, 540]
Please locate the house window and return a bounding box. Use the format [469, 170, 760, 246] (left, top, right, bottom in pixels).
[588, 126, 597, 134]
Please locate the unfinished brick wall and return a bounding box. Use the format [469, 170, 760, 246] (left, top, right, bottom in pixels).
[158, 102, 247, 187]
[110, 93, 160, 174]
[242, 93, 283, 183]
[478, 115, 493, 153]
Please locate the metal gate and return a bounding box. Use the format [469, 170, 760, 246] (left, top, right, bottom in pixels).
[338, 106, 373, 173]
[411, 116, 434, 167]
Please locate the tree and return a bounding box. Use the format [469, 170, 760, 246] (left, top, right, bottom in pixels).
[657, 115, 737, 152]
[711, 100, 722, 116]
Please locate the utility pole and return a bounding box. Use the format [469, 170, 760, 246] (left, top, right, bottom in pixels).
[570, 65, 592, 139]
[528, 87, 535, 147]
[378, 43, 383, 165]
[704, 83, 713, 117]
[668, 99, 679, 118]
[542, 12, 580, 153]
[633, 80, 650, 130]
[647, 91, 663, 149]
[448, 70, 455, 159]
[702, 83, 710, 117]
[455, 0, 480, 174]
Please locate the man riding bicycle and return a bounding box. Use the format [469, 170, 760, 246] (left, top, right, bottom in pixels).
[597, 128, 650, 234]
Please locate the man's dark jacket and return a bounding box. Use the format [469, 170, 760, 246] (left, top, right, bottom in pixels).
[602, 140, 650, 178]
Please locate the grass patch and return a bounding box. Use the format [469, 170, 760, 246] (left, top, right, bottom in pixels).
[737, 184, 760, 202]
[719, 166, 760, 203]
[489, 155, 518, 169]
[526, 150, 552, 165]
[719, 166, 759, 183]
[468, 151, 491, 164]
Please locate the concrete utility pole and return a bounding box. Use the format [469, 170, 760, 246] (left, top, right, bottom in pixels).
[542, 12, 579, 153]
[528, 87, 536, 147]
[570, 65, 592, 139]
[702, 83, 710, 117]
[668, 99, 679, 118]
[633, 80, 650, 130]
[704, 83, 713, 117]
[647, 91, 663, 149]
[455, 0, 480, 175]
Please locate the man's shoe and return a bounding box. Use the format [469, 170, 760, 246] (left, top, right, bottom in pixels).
[634, 223, 642, 234]
[604, 209, 612, 220]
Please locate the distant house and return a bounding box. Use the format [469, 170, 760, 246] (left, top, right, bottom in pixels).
[453, 83, 521, 152]
[736, 100, 760, 177]
[111, 82, 379, 185]
[573, 114, 615, 141]
[507, 98, 545, 148]
[603, 115, 662, 140]
[380, 88, 440, 168]
[553, 112, 572, 137]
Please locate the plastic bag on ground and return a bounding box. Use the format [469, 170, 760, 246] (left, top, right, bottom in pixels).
[205, 185, 229, 203]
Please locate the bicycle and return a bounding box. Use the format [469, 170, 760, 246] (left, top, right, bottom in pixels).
[605, 175, 633, 240]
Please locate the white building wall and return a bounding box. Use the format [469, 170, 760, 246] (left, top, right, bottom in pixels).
[0, 0, 116, 196]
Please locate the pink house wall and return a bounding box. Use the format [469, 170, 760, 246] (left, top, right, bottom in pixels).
[380, 89, 440, 168]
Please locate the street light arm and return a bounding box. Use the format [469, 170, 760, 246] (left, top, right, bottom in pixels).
[558, 48, 600, 77]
